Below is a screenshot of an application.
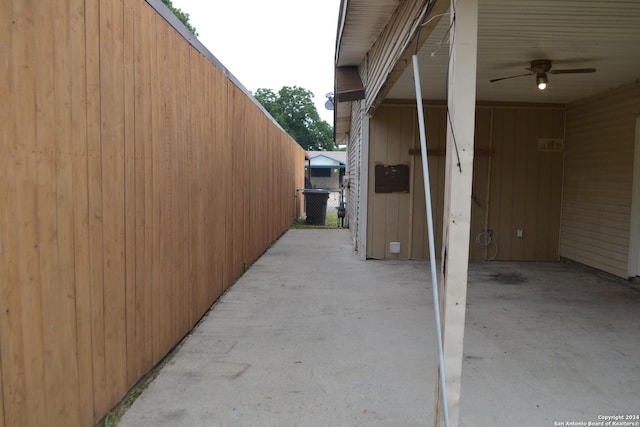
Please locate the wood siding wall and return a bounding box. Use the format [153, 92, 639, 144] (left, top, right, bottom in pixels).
[561, 82, 640, 277]
[486, 106, 565, 261]
[367, 105, 447, 259]
[366, 103, 564, 261]
[0, 1, 305, 426]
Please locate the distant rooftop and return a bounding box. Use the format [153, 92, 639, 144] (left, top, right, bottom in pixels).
[306, 151, 347, 165]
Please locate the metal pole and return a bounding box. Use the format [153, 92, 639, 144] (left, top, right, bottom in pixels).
[412, 54, 450, 427]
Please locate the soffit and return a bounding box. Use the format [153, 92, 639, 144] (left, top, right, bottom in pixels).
[335, 0, 402, 67]
[387, 0, 640, 103]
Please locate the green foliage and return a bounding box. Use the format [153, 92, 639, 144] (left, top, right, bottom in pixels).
[161, 0, 198, 36]
[102, 412, 113, 427]
[254, 86, 335, 151]
[291, 210, 340, 229]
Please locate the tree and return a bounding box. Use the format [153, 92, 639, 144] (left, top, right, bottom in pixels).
[255, 86, 335, 151]
[162, 0, 198, 36]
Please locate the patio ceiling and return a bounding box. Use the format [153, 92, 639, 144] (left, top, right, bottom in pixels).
[335, 0, 640, 141]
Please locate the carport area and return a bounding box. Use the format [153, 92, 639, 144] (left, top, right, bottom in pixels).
[119, 229, 639, 427]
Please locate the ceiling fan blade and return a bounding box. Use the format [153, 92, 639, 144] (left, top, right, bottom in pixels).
[490, 72, 534, 83]
[549, 68, 596, 74]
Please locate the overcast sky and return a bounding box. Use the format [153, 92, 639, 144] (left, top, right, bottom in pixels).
[171, 0, 341, 124]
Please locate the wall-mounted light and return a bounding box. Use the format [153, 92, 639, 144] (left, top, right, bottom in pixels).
[536, 73, 548, 90]
[324, 92, 334, 110]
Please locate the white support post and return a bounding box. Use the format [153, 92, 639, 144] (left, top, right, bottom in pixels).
[358, 110, 370, 260]
[434, 1, 478, 426]
[627, 116, 640, 277]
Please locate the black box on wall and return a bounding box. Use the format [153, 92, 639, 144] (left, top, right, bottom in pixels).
[375, 164, 410, 193]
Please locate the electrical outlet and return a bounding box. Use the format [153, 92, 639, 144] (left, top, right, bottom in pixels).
[516, 229, 523, 238]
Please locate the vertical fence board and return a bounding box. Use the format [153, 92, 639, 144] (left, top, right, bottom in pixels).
[100, 0, 128, 408]
[201, 63, 211, 302]
[85, 0, 107, 419]
[219, 76, 229, 293]
[0, 357, 3, 427]
[226, 86, 243, 284]
[1, 0, 27, 425]
[28, 2, 53, 425]
[214, 75, 225, 294]
[69, 0, 94, 422]
[49, 0, 82, 422]
[142, 5, 156, 372]
[132, 0, 145, 381]
[123, 0, 137, 388]
[176, 35, 190, 339]
[222, 79, 235, 291]
[149, 11, 163, 366]
[244, 106, 254, 263]
[0, 3, 7, 415]
[204, 53, 216, 310]
[188, 51, 201, 320]
[183, 43, 195, 330]
[162, 24, 176, 354]
[134, 0, 154, 379]
[154, 12, 166, 360]
[201, 56, 212, 303]
[141, 6, 155, 372]
[170, 30, 180, 341]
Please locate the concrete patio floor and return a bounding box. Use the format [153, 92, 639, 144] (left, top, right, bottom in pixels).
[119, 229, 640, 427]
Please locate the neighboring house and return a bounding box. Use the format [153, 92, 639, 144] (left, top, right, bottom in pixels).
[306, 151, 347, 189]
[334, 0, 640, 279]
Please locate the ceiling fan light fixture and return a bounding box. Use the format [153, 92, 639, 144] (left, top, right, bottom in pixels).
[536, 73, 548, 90]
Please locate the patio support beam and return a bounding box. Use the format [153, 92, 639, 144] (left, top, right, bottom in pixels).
[434, 1, 478, 426]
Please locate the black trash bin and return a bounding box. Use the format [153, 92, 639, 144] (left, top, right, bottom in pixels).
[303, 189, 330, 225]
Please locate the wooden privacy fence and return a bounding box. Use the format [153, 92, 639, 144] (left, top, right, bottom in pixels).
[0, 0, 306, 425]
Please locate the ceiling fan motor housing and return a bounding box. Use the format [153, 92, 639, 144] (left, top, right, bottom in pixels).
[528, 59, 552, 74]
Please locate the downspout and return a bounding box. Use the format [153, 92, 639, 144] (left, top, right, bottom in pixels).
[412, 55, 450, 427]
[358, 108, 370, 260]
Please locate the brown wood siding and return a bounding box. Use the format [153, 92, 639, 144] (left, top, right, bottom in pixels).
[367, 104, 447, 259]
[469, 108, 492, 260]
[0, 1, 305, 425]
[368, 106, 417, 258]
[366, 103, 564, 261]
[487, 107, 565, 261]
[410, 106, 448, 260]
[561, 82, 640, 277]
